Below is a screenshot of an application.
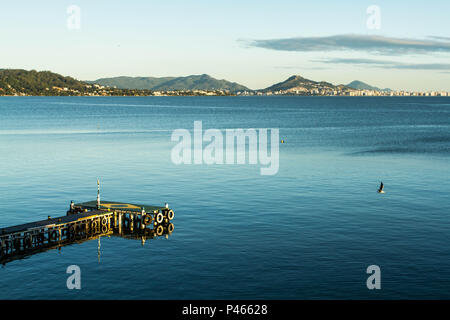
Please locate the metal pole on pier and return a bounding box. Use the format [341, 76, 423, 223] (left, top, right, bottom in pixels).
[140, 207, 146, 230]
[97, 179, 101, 209]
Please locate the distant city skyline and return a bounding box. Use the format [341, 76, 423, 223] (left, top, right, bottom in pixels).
[1, 0, 449, 91]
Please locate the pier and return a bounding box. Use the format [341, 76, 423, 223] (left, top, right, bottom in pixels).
[0, 184, 175, 264]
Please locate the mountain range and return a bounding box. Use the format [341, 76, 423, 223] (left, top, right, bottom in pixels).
[92, 74, 391, 94]
[89, 74, 250, 92]
[0, 68, 392, 96]
[260, 75, 391, 93]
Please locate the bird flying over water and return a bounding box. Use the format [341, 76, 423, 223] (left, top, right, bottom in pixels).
[377, 182, 385, 194]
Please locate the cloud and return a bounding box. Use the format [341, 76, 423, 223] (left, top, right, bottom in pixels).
[273, 65, 327, 70]
[315, 58, 450, 70]
[427, 36, 450, 42]
[393, 63, 450, 70]
[249, 34, 450, 55]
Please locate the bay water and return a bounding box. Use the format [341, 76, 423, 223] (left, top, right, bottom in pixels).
[0, 96, 449, 299]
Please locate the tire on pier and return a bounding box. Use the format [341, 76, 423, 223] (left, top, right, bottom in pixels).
[0, 239, 8, 256]
[167, 210, 174, 220]
[68, 225, 76, 240]
[36, 233, 45, 245]
[143, 215, 152, 225]
[91, 220, 99, 233]
[13, 238, 21, 251]
[5, 239, 12, 255]
[155, 225, 164, 236]
[155, 212, 164, 224]
[167, 223, 174, 233]
[24, 234, 33, 249]
[77, 223, 85, 237]
[49, 230, 58, 242]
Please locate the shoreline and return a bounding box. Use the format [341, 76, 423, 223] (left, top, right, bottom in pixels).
[0, 94, 449, 98]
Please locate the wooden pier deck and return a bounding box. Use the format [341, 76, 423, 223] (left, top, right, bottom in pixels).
[1, 210, 105, 235]
[0, 199, 175, 264]
[74, 200, 166, 213]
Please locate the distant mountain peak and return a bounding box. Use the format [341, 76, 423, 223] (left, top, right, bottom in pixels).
[262, 74, 328, 92]
[287, 75, 305, 80]
[347, 80, 391, 92]
[347, 80, 372, 88]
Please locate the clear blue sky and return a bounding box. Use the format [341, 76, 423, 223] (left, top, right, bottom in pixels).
[1, 0, 449, 90]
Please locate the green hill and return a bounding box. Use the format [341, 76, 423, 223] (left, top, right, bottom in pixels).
[90, 74, 250, 92]
[0, 69, 89, 95]
[261, 75, 344, 93]
[0, 69, 153, 96]
[89, 76, 176, 90]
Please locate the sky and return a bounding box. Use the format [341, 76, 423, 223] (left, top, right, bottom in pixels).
[1, 0, 449, 91]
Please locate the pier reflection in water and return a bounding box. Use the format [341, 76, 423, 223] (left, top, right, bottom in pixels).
[0, 212, 174, 265]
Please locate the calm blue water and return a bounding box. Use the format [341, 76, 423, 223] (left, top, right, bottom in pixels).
[0, 96, 449, 299]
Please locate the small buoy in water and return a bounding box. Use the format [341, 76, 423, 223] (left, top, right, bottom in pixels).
[377, 182, 385, 194]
